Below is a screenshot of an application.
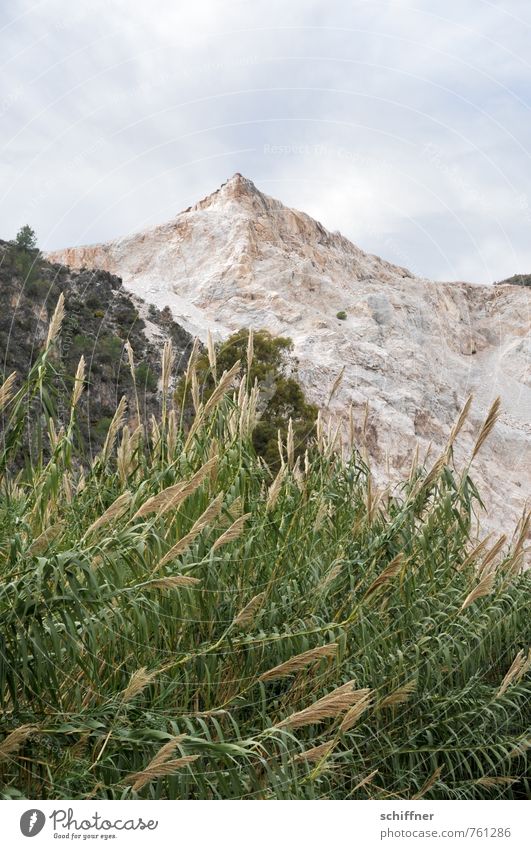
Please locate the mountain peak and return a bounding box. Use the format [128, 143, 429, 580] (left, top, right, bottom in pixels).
[189, 173, 263, 213]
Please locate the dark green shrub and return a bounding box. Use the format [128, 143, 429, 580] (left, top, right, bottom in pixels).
[135, 361, 158, 392]
[176, 328, 317, 469]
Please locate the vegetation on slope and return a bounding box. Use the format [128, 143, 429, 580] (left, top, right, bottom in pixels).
[497, 273, 531, 288]
[176, 328, 318, 469]
[0, 301, 529, 801]
[0, 238, 192, 460]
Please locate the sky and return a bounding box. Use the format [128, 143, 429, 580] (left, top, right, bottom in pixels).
[1, 0, 531, 283]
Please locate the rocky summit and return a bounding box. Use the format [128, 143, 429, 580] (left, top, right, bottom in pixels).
[46, 174, 530, 536]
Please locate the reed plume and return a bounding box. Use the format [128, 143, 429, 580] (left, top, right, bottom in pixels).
[259, 643, 338, 681]
[45, 293, 65, 349]
[232, 592, 265, 629]
[0, 371, 16, 412]
[157, 493, 224, 567]
[471, 397, 501, 460]
[278, 682, 369, 730]
[212, 513, 250, 551]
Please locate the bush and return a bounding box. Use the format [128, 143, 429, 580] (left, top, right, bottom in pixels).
[176, 329, 317, 468]
[336, 310, 347, 320]
[135, 361, 158, 392]
[15, 224, 37, 252]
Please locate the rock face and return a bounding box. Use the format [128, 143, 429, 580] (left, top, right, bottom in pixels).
[46, 174, 530, 536]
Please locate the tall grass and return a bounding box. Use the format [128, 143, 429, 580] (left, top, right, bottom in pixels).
[0, 303, 529, 800]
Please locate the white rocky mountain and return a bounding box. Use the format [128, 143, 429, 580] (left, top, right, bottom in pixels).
[46, 173, 530, 538]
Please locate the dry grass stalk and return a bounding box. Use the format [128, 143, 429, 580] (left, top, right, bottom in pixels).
[476, 776, 516, 788]
[212, 513, 250, 551]
[0, 371, 17, 412]
[232, 592, 265, 629]
[150, 415, 161, 451]
[472, 397, 501, 460]
[339, 692, 373, 731]
[203, 361, 241, 417]
[504, 512, 530, 575]
[278, 682, 369, 730]
[121, 667, 158, 703]
[167, 409, 178, 457]
[246, 328, 254, 374]
[227, 496, 243, 520]
[352, 769, 379, 792]
[45, 292, 65, 348]
[117, 425, 142, 483]
[191, 371, 200, 413]
[293, 742, 335, 763]
[0, 724, 37, 761]
[316, 410, 324, 453]
[161, 340, 174, 399]
[447, 395, 473, 449]
[126, 754, 199, 792]
[418, 454, 446, 495]
[348, 403, 355, 450]
[47, 417, 59, 450]
[124, 735, 193, 791]
[477, 535, 507, 577]
[314, 499, 330, 532]
[327, 366, 345, 407]
[206, 330, 217, 380]
[277, 428, 285, 467]
[27, 521, 65, 555]
[496, 649, 531, 697]
[364, 555, 403, 599]
[412, 766, 443, 799]
[266, 464, 286, 511]
[292, 456, 304, 492]
[184, 337, 200, 383]
[327, 419, 342, 458]
[71, 355, 85, 408]
[460, 568, 496, 611]
[124, 340, 135, 377]
[85, 491, 132, 537]
[133, 456, 218, 520]
[321, 561, 342, 591]
[101, 396, 127, 463]
[145, 576, 201, 589]
[62, 471, 73, 503]
[459, 534, 493, 571]
[76, 469, 86, 494]
[259, 643, 338, 682]
[366, 473, 380, 525]
[379, 679, 417, 709]
[157, 493, 224, 567]
[508, 738, 530, 759]
[286, 418, 294, 468]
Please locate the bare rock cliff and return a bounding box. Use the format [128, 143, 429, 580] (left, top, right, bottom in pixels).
[46, 174, 530, 536]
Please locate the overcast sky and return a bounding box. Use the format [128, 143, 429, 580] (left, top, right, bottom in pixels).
[1, 0, 531, 282]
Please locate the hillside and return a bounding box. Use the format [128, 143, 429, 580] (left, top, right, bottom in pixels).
[46, 174, 531, 535]
[0, 239, 192, 461]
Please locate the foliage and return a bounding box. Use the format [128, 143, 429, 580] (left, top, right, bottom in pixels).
[498, 273, 531, 288]
[336, 310, 347, 320]
[176, 329, 318, 469]
[14, 225, 37, 252]
[0, 304, 529, 801]
[0, 239, 191, 459]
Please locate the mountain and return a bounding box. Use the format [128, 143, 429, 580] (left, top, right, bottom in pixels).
[1, 238, 192, 458]
[45, 174, 531, 535]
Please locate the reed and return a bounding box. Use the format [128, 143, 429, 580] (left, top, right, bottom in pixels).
[0, 305, 529, 801]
